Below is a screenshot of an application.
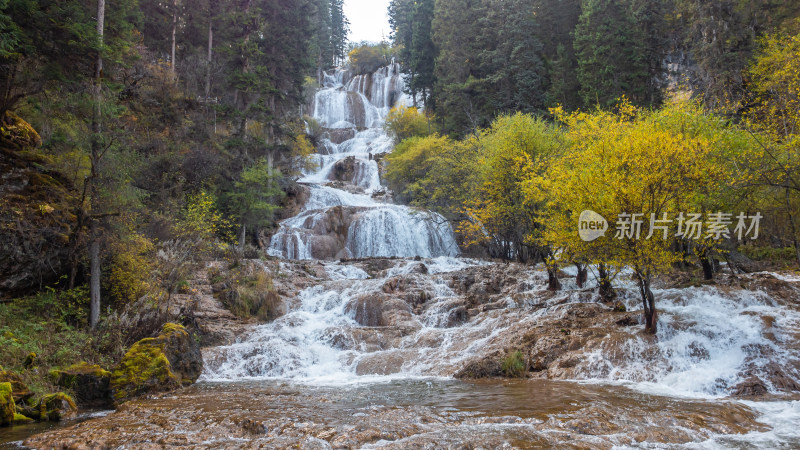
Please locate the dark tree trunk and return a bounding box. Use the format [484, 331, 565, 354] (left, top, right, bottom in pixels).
[546, 259, 561, 291]
[597, 263, 616, 301]
[698, 247, 714, 280]
[575, 263, 588, 288]
[636, 269, 657, 334]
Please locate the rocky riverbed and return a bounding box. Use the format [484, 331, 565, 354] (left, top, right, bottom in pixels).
[8, 257, 800, 448]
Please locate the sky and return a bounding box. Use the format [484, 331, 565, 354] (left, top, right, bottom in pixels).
[344, 0, 391, 43]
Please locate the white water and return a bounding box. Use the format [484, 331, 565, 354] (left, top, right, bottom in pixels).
[220, 63, 800, 446]
[268, 63, 457, 260]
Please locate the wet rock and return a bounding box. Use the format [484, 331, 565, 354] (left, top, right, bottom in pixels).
[454, 351, 504, 378]
[322, 127, 357, 145]
[445, 306, 468, 327]
[346, 294, 385, 326]
[328, 156, 357, 183]
[731, 377, 768, 397]
[38, 392, 77, 421]
[50, 362, 112, 408]
[110, 323, 203, 404]
[0, 370, 32, 402]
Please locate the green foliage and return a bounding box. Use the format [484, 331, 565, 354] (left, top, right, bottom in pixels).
[347, 42, 396, 75]
[0, 290, 124, 400]
[385, 106, 433, 142]
[224, 158, 285, 239]
[501, 350, 526, 378]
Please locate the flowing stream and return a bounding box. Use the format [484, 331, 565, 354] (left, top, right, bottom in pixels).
[10, 64, 800, 449]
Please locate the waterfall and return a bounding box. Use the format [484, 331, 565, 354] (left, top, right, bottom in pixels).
[269, 64, 457, 261]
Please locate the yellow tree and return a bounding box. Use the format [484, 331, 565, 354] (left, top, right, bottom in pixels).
[544, 101, 726, 333]
[459, 113, 564, 271]
[743, 29, 800, 267]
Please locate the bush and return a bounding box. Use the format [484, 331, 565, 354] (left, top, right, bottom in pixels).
[501, 350, 526, 378]
[385, 106, 433, 142]
[221, 269, 280, 321]
[347, 42, 397, 75]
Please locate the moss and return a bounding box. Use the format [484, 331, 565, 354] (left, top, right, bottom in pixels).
[40, 392, 77, 421]
[160, 322, 189, 338]
[1, 382, 15, 427]
[0, 112, 42, 150]
[50, 362, 110, 389]
[110, 337, 178, 401]
[13, 413, 33, 423]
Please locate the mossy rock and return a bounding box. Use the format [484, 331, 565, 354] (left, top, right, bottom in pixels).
[50, 362, 112, 408]
[110, 323, 203, 404]
[0, 112, 42, 150]
[0, 370, 33, 402]
[13, 413, 33, 424]
[38, 392, 77, 421]
[1, 382, 15, 426]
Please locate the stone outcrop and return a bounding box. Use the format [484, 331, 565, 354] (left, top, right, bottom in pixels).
[110, 323, 203, 404]
[50, 362, 112, 408]
[0, 370, 32, 402]
[0, 112, 75, 298]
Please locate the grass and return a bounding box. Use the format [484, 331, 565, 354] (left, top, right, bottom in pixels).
[0, 288, 125, 399]
[501, 350, 527, 378]
[218, 266, 280, 321]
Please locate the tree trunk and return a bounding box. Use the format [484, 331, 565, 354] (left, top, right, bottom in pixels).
[636, 268, 657, 334]
[545, 258, 561, 291]
[89, 221, 101, 329]
[205, 14, 213, 98]
[89, 0, 105, 330]
[575, 263, 588, 288]
[698, 246, 714, 280]
[171, 0, 178, 77]
[239, 223, 246, 251]
[598, 263, 616, 301]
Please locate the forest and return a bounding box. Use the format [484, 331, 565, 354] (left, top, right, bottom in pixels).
[1, 0, 800, 444]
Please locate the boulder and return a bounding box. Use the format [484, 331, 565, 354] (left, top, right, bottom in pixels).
[0, 382, 14, 426]
[110, 323, 203, 404]
[0, 370, 33, 402]
[38, 392, 77, 421]
[0, 112, 75, 298]
[732, 377, 768, 397]
[50, 362, 112, 408]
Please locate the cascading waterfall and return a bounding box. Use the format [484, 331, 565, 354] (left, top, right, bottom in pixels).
[202, 65, 800, 448]
[269, 62, 457, 261]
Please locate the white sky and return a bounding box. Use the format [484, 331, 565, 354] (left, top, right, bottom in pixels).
[344, 0, 391, 44]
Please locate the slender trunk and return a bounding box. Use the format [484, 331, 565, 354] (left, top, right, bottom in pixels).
[575, 262, 588, 288]
[89, 0, 105, 330]
[545, 255, 561, 291]
[598, 263, 616, 301]
[239, 223, 246, 251]
[786, 187, 800, 269]
[89, 221, 101, 328]
[636, 268, 657, 334]
[205, 16, 213, 98]
[171, 0, 178, 77]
